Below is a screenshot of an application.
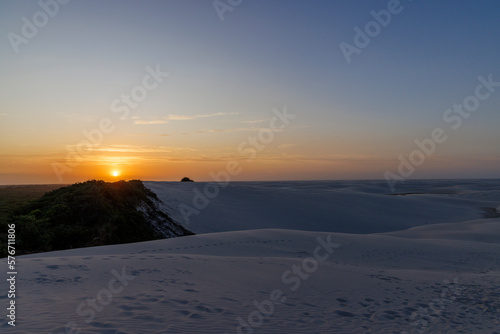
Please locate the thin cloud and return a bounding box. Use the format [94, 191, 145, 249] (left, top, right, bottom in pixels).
[242, 118, 271, 124]
[165, 115, 194, 120]
[165, 112, 239, 121]
[133, 112, 238, 124]
[160, 127, 285, 137]
[197, 127, 284, 134]
[134, 120, 168, 125]
[88, 145, 197, 153]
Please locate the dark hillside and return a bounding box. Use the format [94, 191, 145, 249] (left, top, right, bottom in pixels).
[0, 184, 67, 223]
[4, 180, 193, 256]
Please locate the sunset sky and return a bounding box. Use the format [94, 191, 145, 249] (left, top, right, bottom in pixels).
[1, 0, 499, 184]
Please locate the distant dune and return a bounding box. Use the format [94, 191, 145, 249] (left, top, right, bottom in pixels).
[145, 179, 500, 234]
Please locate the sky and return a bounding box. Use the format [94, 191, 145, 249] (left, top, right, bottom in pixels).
[0, 0, 499, 184]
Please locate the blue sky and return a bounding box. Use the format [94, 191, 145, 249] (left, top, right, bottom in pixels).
[0, 0, 499, 183]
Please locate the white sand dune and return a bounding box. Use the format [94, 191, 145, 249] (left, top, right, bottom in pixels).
[145, 180, 500, 234]
[2, 180, 500, 333]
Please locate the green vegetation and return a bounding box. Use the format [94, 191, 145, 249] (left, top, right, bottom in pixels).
[0, 184, 67, 223]
[1, 180, 192, 257]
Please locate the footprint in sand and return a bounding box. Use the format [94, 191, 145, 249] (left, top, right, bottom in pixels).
[174, 309, 190, 316]
[335, 310, 355, 317]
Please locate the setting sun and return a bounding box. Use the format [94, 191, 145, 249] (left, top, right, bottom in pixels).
[112, 171, 120, 177]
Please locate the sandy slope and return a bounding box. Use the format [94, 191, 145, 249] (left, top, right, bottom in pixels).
[2, 220, 500, 333]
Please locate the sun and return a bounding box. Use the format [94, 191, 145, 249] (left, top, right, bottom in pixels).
[112, 170, 120, 177]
